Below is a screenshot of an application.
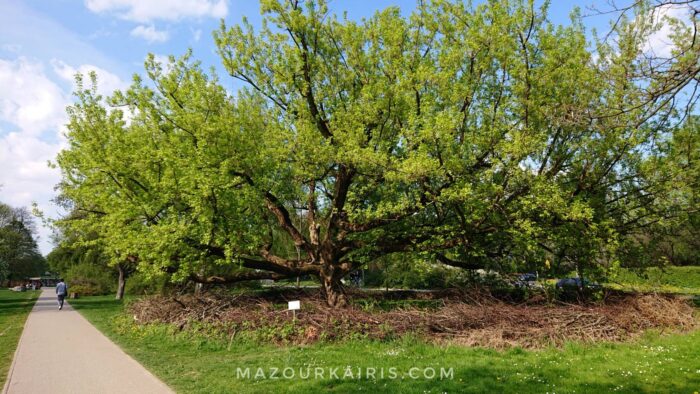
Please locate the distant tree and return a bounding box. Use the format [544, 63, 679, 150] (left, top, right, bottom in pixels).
[0, 202, 47, 283]
[619, 116, 700, 267]
[0, 254, 8, 285]
[48, 210, 135, 299]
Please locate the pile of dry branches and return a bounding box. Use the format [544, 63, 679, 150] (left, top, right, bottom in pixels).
[128, 290, 697, 349]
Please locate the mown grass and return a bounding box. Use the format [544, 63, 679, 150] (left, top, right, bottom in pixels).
[71, 295, 700, 394]
[608, 266, 700, 295]
[0, 289, 39, 387]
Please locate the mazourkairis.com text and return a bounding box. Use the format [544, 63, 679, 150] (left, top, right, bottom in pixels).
[235, 367, 454, 380]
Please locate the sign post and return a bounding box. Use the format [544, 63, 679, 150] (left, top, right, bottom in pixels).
[288, 300, 300, 322]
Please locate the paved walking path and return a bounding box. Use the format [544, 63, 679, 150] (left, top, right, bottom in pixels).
[3, 288, 173, 394]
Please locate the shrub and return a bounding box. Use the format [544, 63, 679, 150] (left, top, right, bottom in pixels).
[365, 256, 472, 290]
[69, 284, 103, 296]
[125, 271, 170, 296]
[65, 263, 114, 295]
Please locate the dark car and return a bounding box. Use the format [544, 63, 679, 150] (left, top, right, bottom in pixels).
[518, 273, 537, 282]
[514, 273, 540, 288]
[555, 277, 601, 290]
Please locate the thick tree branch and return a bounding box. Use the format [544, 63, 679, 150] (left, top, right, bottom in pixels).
[189, 271, 289, 284]
[435, 253, 484, 270]
[299, 32, 333, 139]
[229, 169, 311, 254]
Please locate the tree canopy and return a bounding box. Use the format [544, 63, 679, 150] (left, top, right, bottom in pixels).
[0, 202, 47, 283]
[55, 0, 699, 306]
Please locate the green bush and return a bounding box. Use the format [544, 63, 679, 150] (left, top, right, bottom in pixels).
[125, 271, 170, 295]
[69, 284, 104, 296]
[364, 255, 472, 290]
[65, 263, 114, 295]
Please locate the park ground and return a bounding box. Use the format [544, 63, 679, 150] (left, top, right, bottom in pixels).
[69, 295, 700, 393]
[2, 267, 699, 393]
[69, 267, 700, 394]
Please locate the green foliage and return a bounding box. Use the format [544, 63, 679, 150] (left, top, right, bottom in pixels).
[0, 202, 47, 283]
[46, 238, 106, 277]
[618, 116, 700, 268]
[124, 271, 170, 296]
[365, 255, 469, 289]
[48, 222, 114, 299]
[48, 217, 139, 299]
[65, 263, 115, 295]
[54, 0, 699, 303]
[0, 257, 8, 285]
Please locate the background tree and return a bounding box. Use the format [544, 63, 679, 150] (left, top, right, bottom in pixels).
[618, 115, 700, 268]
[48, 207, 136, 299]
[0, 202, 47, 284]
[55, 0, 699, 306]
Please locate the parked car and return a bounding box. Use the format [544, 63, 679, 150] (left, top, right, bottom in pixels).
[514, 273, 540, 288]
[518, 273, 537, 282]
[555, 277, 601, 290]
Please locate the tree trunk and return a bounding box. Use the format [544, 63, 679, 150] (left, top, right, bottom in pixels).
[319, 267, 348, 307]
[116, 265, 126, 300]
[576, 263, 584, 290]
[575, 263, 586, 301]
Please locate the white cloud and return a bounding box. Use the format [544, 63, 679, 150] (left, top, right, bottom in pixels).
[0, 57, 126, 255]
[84, 0, 227, 23]
[51, 59, 128, 97]
[0, 58, 69, 255]
[643, 5, 694, 58]
[0, 131, 64, 255]
[130, 25, 170, 43]
[0, 58, 67, 136]
[0, 132, 64, 197]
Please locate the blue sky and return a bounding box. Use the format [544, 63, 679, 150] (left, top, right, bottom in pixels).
[0, 0, 687, 255]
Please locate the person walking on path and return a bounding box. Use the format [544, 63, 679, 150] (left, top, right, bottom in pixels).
[56, 279, 68, 310]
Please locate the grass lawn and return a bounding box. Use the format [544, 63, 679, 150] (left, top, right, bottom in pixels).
[70, 295, 700, 394]
[608, 266, 700, 295]
[0, 289, 39, 387]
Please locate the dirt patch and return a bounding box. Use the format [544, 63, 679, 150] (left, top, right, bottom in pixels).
[128, 290, 697, 349]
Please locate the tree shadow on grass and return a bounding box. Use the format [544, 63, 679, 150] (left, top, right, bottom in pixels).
[0, 298, 35, 305]
[0, 294, 38, 315]
[0, 303, 35, 315]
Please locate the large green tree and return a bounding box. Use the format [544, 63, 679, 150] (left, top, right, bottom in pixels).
[55, 0, 699, 306]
